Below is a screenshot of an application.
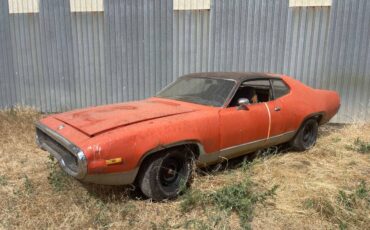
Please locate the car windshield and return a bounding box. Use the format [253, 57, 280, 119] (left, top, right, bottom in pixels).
[156, 77, 236, 107]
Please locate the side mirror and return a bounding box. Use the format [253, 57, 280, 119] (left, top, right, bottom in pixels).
[237, 98, 250, 110]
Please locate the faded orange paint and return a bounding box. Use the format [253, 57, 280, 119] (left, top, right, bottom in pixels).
[38, 75, 340, 177]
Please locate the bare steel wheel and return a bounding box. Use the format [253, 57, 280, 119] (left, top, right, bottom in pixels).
[137, 148, 194, 201]
[291, 119, 318, 151]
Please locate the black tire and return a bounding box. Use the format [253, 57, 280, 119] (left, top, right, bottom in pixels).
[137, 148, 194, 201]
[291, 119, 318, 151]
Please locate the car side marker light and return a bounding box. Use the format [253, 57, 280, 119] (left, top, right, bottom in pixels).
[105, 157, 123, 165]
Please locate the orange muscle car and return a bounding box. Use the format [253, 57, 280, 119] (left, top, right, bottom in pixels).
[36, 72, 340, 200]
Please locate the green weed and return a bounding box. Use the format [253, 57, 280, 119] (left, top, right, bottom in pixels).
[304, 180, 370, 229]
[181, 219, 212, 230]
[180, 188, 207, 213]
[355, 180, 369, 199]
[332, 137, 341, 143]
[303, 197, 335, 219]
[346, 138, 370, 154]
[180, 179, 278, 230]
[93, 207, 111, 229]
[0, 175, 7, 186]
[23, 175, 34, 195]
[337, 190, 356, 210]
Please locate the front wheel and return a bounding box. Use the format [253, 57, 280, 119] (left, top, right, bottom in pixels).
[291, 119, 318, 151]
[137, 148, 193, 201]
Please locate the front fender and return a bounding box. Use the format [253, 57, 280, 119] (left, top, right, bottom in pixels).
[85, 110, 220, 174]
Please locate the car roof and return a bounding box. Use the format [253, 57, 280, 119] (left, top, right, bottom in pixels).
[181, 72, 282, 82]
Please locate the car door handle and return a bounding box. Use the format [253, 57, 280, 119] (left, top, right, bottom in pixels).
[274, 107, 281, 111]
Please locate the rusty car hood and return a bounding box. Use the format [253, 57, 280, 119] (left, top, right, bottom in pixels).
[53, 99, 196, 136]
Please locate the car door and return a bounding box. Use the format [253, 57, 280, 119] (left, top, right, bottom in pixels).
[218, 79, 270, 158]
[264, 79, 294, 145]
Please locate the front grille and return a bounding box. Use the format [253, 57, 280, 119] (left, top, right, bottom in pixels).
[36, 128, 79, 172]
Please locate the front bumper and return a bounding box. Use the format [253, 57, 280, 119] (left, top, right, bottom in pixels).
[83, 169, 139, 185]
[36, 122, 87, 179]
[36, 122, 138, 185]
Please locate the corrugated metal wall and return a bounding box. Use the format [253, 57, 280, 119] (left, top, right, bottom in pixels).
[173, 0, 370, 122]
[0, 0, 369, 123]
[0, 0, 173, 112]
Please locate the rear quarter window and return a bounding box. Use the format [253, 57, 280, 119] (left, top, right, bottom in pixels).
[273, 80, 290, 99]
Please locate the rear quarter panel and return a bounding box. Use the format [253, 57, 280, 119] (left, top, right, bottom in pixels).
[281, 76, 340, 130]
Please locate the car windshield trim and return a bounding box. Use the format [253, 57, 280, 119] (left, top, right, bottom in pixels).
[156, 77, 238, 107]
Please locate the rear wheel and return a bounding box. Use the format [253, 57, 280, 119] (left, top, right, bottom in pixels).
[137, 148, 194, 201]
[291, 119, 318, 151]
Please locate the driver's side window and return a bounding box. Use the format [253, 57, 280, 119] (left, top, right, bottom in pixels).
[228, 79, 272, 107]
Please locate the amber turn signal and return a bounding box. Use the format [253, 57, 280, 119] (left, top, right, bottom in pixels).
[105, 157, 122, 165]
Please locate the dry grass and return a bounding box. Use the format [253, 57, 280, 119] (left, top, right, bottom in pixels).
[0, 108, 369, 229]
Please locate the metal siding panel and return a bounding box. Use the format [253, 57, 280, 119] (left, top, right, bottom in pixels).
[0, 0, 13, 107]
[63, 0, 76, 110]
[9, 13, 22, 107]
[70, 13, 81, 108]
[359, 0, 370, 121]
[38, 0, 61, 111]
[251, 0, 261, 71]
[343, 1, 358, 121]
[213, 0, 222, 71]
[56, 0, 73, 111]
[176, 10, 183, 76]
[154, 0, 161, 92]
[244, 0, 254, 71]
[323, 0, 364, 122]
[0, 0, 369, 123]
[131, 0, 140, 99]
[235, 0, 246, 71]
[278, 0, 289, 74]
[257, 0, 267, 71]
[225, 0, 234, 71]
[138, 0, 145, 99]
[232, 0, 242, 71]
[301, 8, 312, 84]
[103, 0, 113, 104]
[166, 0, 173, 82]
[201, 11, 210, 72]
[314, 7, 327, 87]
[119, 0, 127, 102]
[148, 0, 156, 96]
[283, 3, 293, 74]
[126, 0, 134, 100]
[212, 0, 229, 71]
[204, 0, 370, 122]
[112, 0, 120, 103]
[26, 13, 38, 109]
[267, 0, 277, 72]
[347, 0, 362, 120]
[193, 12, 199, 71]
[173, 1, 210, 76]
[143, 0, 151, 89]
[160, 0, 168, 88]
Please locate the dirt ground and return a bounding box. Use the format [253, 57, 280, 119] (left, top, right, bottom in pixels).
[0, 108, 369, 229]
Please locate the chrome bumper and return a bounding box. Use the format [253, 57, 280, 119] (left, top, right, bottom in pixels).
[36, 122, 87, 179]
[36, 122, 138, 185]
